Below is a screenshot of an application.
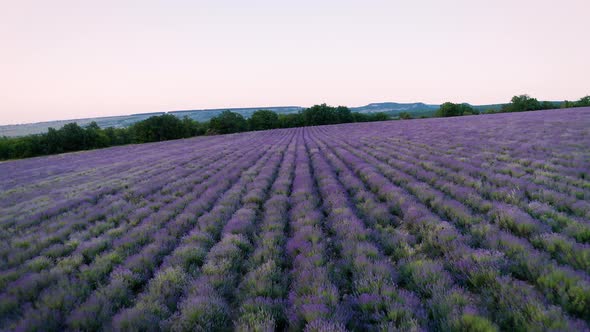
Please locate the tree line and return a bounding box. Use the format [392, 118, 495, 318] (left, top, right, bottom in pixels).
[562, 96, 590, 109]
[1, 95, 588, 160]
[434, 94, 589, 118]
[0, 104, 389, 160]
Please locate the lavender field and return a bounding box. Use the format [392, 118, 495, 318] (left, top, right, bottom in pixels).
[0, 108, 589, 331]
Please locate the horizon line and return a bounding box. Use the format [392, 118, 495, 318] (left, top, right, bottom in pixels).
[0, 98, 571, 127]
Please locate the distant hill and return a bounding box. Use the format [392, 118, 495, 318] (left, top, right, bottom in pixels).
[351, 102, 438, 113]
[169, 106, 303, 122]
[0, 113, 166, 138]
[350, 102, 439, 118]
[472, 104, 505, 112]
[1, 101, 564, 137]
[350, 102, 530, 117]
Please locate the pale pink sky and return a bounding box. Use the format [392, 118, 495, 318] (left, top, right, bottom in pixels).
[1, 0, 589, 125]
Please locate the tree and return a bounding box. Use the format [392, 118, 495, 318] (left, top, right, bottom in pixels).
[46, 127, 63, 154]
[209, 110, 248, 134]
[181, 117, 204, 137]
[104, 127, 133, 146]
[131, 114, 185, 142]
[249, 110, 280, 131]
[335, 106, 353, 123]
[437, 102, 458, 117]
[351, 112, 389, 122]
[399, 112, 412, 120]
[502, 95, 541, 113]
[540, 101, 557, 110]
[436, 102, 474, 117]
[563, 96, 590, 108]
[0, 137, 9, 160]
[579, 96, 590, 106]
[351, 112, 368, 122]
[369, 112, 390, 121]
[301, 104, 334, 126]
[278, 113, 305, 128]
[60, 123, 86, 151]
[84, 122, 110, 148]
[462, 105, 479, 115]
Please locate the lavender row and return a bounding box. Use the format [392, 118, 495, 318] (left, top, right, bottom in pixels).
[0, 132, 263, 230]
[0, 136, 265, 294]
[306, 132, 427, 330]
[1, 135, 277, 329]
[62, 135, 289, 331]
[309, 128, 499, 331]
[389, 137, 590, 223]
[322, 129, 589, 325]
[0, 131, 271, 229]
[1, 133, 260, 260]
[283, 129, 344, 330]
[312, 127, 587, 330]
[109, 132, 293, 331]
[232, 135, 298, 330]
[162, 139, 289, 331]
[395, 139, 590, 244]
[364, 136, 590, 273]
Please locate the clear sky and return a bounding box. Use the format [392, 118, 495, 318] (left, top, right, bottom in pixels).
[1, 0, 589, 125]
